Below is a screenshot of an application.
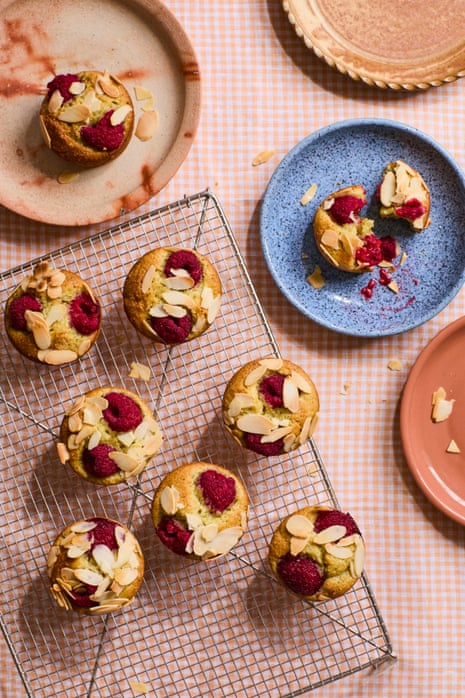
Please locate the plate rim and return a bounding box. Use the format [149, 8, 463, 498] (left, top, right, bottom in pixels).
[283, 0, 465, 90]
[400, 315, 465, 525]
[0, 0, 201, 227]
[260, 117, 465, 338]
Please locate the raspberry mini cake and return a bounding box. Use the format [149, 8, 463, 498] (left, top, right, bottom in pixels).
[313, 185, 399, 273]
[151, 462, 249, 560]
[47, 517, 144, 614]
[378, 160, 431, 231]
[222, 357, 319, 457]
[123, 247, 222, 345]
[40, 70, 134, 168]
[4, 261, 101, 365]
[57, 387, 163, 485]
[268, 506, 365, 602]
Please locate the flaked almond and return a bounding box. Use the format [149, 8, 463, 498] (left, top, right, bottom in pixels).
[227, 393, 256, 417]
[252, 149, 275, 166]
[149, 304, 168, 318]
[110, 104, 132, 126]
[162, 290, 195, 308]
[129, 361, 151, 381]
[260, 425, 293, 443]
[69, 81, 85, 95]
[380, 169, 396, 206]
[57, 104, 91, 123]
[160, 486, 180, 515]
[77, 337, 92, 356]
[387, 280, 399, 294]
[313, 525, 347, 545]
[353, 541, 365, 576]
[56, 441, 70, 464]
[39, 115, 51, 148]
[286, 514, 313, 538]
[162, 303, 187, 318]
[135, 110, 159, 141]
[129, 680, 150, 694]
[163, 275, 195, 290]
[446, 439, 461, 453]
[283, 377, 300, 413]
[208, 526, 243, 555]
[300, 183, 317, 206]
[98, 74, 120, 98]
[289, 370, 313, 394]
[134, 85, 153, 101]
[48, 89, 64, 114]
[236, 413, 274, 435]
[325, 542, 353, 559]
[58, 170, 80, 184]
[290, 536, 310, 556]
[67, 411, 83, 433]
[321, 228, 340, 249]
[141, 265, 156, 294]
[244, 364, 267, 386]
[431, 386, 455, 423]
[109, 451, 140, 474]
[207, 296, 221, 323]
[306, 265, 325, 289]
[259, 357, 283, 370]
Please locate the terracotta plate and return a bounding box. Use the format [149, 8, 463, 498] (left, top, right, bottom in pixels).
[401, 317, 465, 525]
[283, 0, 465, 89]
[0, 0, 201, 226]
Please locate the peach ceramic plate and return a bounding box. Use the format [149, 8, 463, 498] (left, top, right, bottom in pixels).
[401, 317, 465, 525]
[0, 0, 201, 226]
[283, 0, 465, 90]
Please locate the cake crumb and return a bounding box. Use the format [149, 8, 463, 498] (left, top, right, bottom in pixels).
[306, 265, 325, 289]
[129, 361, 151, 381]
[129, 680, 150, 694]
[431, 386, 455, 423]
[446, 439, 461, 454]
[340, 382, 351, 395]
[387, 359, 403, 371]
[252, 149, 276, 166]
[300, 183, 318, 206]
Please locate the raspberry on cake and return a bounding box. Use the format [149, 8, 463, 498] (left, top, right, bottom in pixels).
[47, 517, 144, 614]
[313, 185, 399, 273]
[4, 261, 101, 365]
[57, 387, 163, 485]
[151, 462, 249, 560]
[123, 247, 222, 345]
[268, 505, 365, 602]
[222, 357, 319, 457]
[39, 70, 134, 168]
[378, 160, 431, 231]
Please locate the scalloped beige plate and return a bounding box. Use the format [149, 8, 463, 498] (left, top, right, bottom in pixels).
[283, 0, 465, 90]
[0, 0, 201, 226]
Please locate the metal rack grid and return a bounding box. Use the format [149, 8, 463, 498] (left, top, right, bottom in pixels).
[0, 191, 395, 697]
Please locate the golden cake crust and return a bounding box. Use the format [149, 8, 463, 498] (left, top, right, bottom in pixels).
[4, 261, 101, 365]
[222, 356, 319, 456]
[123, 247, 222, 344]
[47, 517, 144, 615]
[151, 461, 249, 560]
[57, 386, 163, 485]
[40, 70, 134, 168]
[268, 505, 365, 602]
[313, 185, 376, 273]
[378, 159, 431, 231]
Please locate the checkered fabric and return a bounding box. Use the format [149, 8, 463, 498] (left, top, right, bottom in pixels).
[1, 1, 465, 697]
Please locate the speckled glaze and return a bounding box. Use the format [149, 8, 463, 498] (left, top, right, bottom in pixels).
[260, 119, 465, 338]
[0, 0, 201, 226]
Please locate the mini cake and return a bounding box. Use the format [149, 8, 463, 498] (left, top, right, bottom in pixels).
[4, 261, 101, 365]
[47, 516, 144, 614]
[40, 70, 134, 168]
[222, 357, 319, 457]
[57, 386, 163, 485]
[151, 462, 249, 560]
[313, 185, 399, 272]
[123, 247, 222, 345]
[268, 505, 365, 602]
[378, 160, 431, 231]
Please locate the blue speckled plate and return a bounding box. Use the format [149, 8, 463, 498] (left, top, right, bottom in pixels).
[260, 119, 465, 337]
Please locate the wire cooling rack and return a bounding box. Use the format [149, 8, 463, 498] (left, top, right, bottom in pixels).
[0, 191, 395, 697]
